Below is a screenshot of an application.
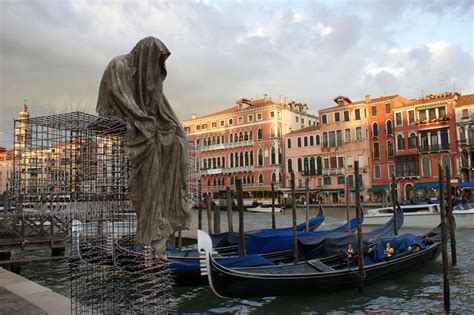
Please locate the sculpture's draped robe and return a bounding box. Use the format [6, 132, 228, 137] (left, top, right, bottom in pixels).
[96, 37, 191, 248]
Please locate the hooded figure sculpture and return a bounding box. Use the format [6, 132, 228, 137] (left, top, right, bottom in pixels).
[97, 37, 191, 252]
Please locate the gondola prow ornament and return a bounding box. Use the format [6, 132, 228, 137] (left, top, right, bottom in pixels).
[97, 37, 191, 253]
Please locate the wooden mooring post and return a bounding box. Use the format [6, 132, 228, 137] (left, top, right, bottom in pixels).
[271, 183, 276, 229]
[305, 177, 309, 231]
[236, 179, 246, 256]
[291, 171, 298, 264]
[391, 172, 398, 235]
[445, 165, 457, 266]
[198, 181, 203, 230]
[226, 187, 234, 232]
[438, 163, 450, 312]
[206, 194, 213, 235]
[354, 161, 365, 292]
[213, 197, 221, 234]
[345, 179, 350, 232]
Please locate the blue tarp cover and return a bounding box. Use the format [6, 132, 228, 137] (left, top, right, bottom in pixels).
[169, 254, 274, 272]
[458, 181, 474, 189]
[371, 234, 426, 263]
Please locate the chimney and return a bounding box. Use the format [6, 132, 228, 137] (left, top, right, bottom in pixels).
[191, 114, 196, 119]
[284, 96, 288, 106]
[263, 93, 268, 102]
[365, 95, 371, 103]
[279, 95, 283, 105]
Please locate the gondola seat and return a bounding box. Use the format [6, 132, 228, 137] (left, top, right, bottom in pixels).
[306, 259, 335, 272]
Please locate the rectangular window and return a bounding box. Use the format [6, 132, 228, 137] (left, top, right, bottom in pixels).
[462, 109, 469, 118]
[302, 118, 305, 125]
[371, 106, 377, 116]
[337, 176, 345, 184]
[408, 110, 415, 124]
[329, 131, 336, 147]
[318, 178, 322, 186]
[238, 116, 243, 124]
[321, 114, 327, 124]
[248, 115, 253, 122]
[347, 175, 354, 187]
[385, 103, 391, 114]
[196, 125, 201, 131]
[211, 122, 217, 128]
[296, 116, 299, 123]
[345, 128, 351, 142]
[228, 118, 233, 125]
[374, 165, 381, 179]
[323, 158, 329, 169]
[388, 164, 396, 177]
[356, 127, 362, 140]
[347, 156, 353, 168]
[419, 110, 427, 123]
[395, 112, 402, 126]
[355, 109, 361, 120]
[270, 111, 275, 118]
[439, 106, 446, 117]
[330, 156, 337, 168]
[220, 120, 225, 127]
[429, 108, 436, 121]
[336, 130, 342, 146]
[334, 112, 340, 122]
[344, 110, 350, 121]
[337, 156, 344, 168]
[322, 132, 328, 148]
[257, 113, 262, 120]
[202, 124, 207, 130]
[184, 127, 190, 132]
[358, 154, 364, 167]
[373, 142, 380, 159]
[323, 177, 331, 185]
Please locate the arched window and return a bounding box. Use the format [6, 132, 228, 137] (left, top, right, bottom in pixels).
[250, 151, 254, 165]
[258, 128, 263, 141]
[316, 135, 320, 145]
[298, 137, 302, 147]
[386, 120, 393, 135]
[310, 157, 315, 174]
[203, 159, 207, 169]
[234, 133, 238, 142]
[397, 134, 405, 150]
[303, 157, 309, 174]
[387, 141, 394, 157]
[259, 173, 264, 184]
[239, 132, 243, 141]
[212, 158, 216, 168]
[203, 139, 207, 146]
[207, 178, 211, 186]
[208, 137, 211, 145]
[249, 130, 253, 140]
[372, 122, 379, 137]
[271, 147, 276, 165]
[244, 131, 248, 141]
[221, 135, 224, 144]
[213, 178, 217, 186]
[234, 153, 238, 167]
[297, 158, 302, 172]
[222, 157, 226, 168]
[243, 176, 247, 185]
[422, 156, 431, 177]
[230, 153, 234, 167]
[196, 138, 200, 147]
[258, 149, 263, 166]
[408, 132, 417, 149]
[287, 159, 293, 172]
[287, 138, 292, 149]
[230, 134, 233, 143]
[310, 136, 314, 146]
[250, 175, 254, 183]
[270, 126, 276, 138]
[278, 148, 281, 164]
[240, 152, 244, 166]
[245, 151, 249, 166]
[271, 172, 276, 183]
[230, 176, 234, 185]
[441, 155, 451, 173]
[316, 156, 322, 173]
[304, 137, 308, 147]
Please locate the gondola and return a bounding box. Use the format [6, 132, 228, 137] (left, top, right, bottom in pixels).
[199, 216, 441, 298]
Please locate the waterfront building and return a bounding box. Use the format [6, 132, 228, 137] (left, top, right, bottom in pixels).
[367, 95, 409, 203]
[0, 147, 13, 196]
[455, 94, 474, 182]
[282, 125, 321, 204]
[181, 94, 317, 203]
[316, 96, 372, 203]
[392, 92, 460, 201]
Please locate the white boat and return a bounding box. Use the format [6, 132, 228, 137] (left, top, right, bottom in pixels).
[364, 202, 474, 228]
[246, 204, 285, 213]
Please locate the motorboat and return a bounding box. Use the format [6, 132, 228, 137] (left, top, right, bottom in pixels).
[246, 203, 284, 213]
[364, 202, 474, 228]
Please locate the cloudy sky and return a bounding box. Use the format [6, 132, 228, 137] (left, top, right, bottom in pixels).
[0, 0, 473, 147]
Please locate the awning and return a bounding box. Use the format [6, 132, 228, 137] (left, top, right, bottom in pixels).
[349, 187, 364, 192]
[414, 182, 447, 190]
[368, 185, 389, 193]
[319, 188, 344, 193]
[457, 181, 474, 189]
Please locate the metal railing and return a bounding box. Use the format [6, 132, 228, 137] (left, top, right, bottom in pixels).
[419, 143, 450, 153]
[200, 140, 254, 152]
[322, 168, 344, 176]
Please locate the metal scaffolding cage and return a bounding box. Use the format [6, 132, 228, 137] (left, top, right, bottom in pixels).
[10, 111, 176, 313]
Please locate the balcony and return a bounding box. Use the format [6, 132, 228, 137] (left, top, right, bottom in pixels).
[200, 140, 255, 152]
[226, 166, 254, 173]
[457, 139, 474, 148]
[200, 168, 223, 176]
[322, 168, 345, 176]
[300, 170, 322, 176]
[396, 170, 419, 178]
[419, 143, 450, 153]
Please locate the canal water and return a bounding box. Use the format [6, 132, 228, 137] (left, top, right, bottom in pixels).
[21, 207, 474, 313]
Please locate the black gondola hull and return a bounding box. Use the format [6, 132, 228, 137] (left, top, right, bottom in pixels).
[208, 243, 441, 298]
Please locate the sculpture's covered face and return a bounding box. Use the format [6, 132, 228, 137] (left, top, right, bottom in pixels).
[129, 37, 171, 114]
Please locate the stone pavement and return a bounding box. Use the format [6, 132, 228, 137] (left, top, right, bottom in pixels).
[0, 267, 70, 314]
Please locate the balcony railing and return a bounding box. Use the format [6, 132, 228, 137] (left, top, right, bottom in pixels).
[457, 139, 474, 147]
[200, 140, 254, 152]
[226, 166, 254, 173]
[322, 168, 345, 176]
[200, 165, 254, 176]
[419, 143, 450, 153]
[200, 168, 224, 176]
[396, 171, 419, 178]
[300, 170, 322, 176]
